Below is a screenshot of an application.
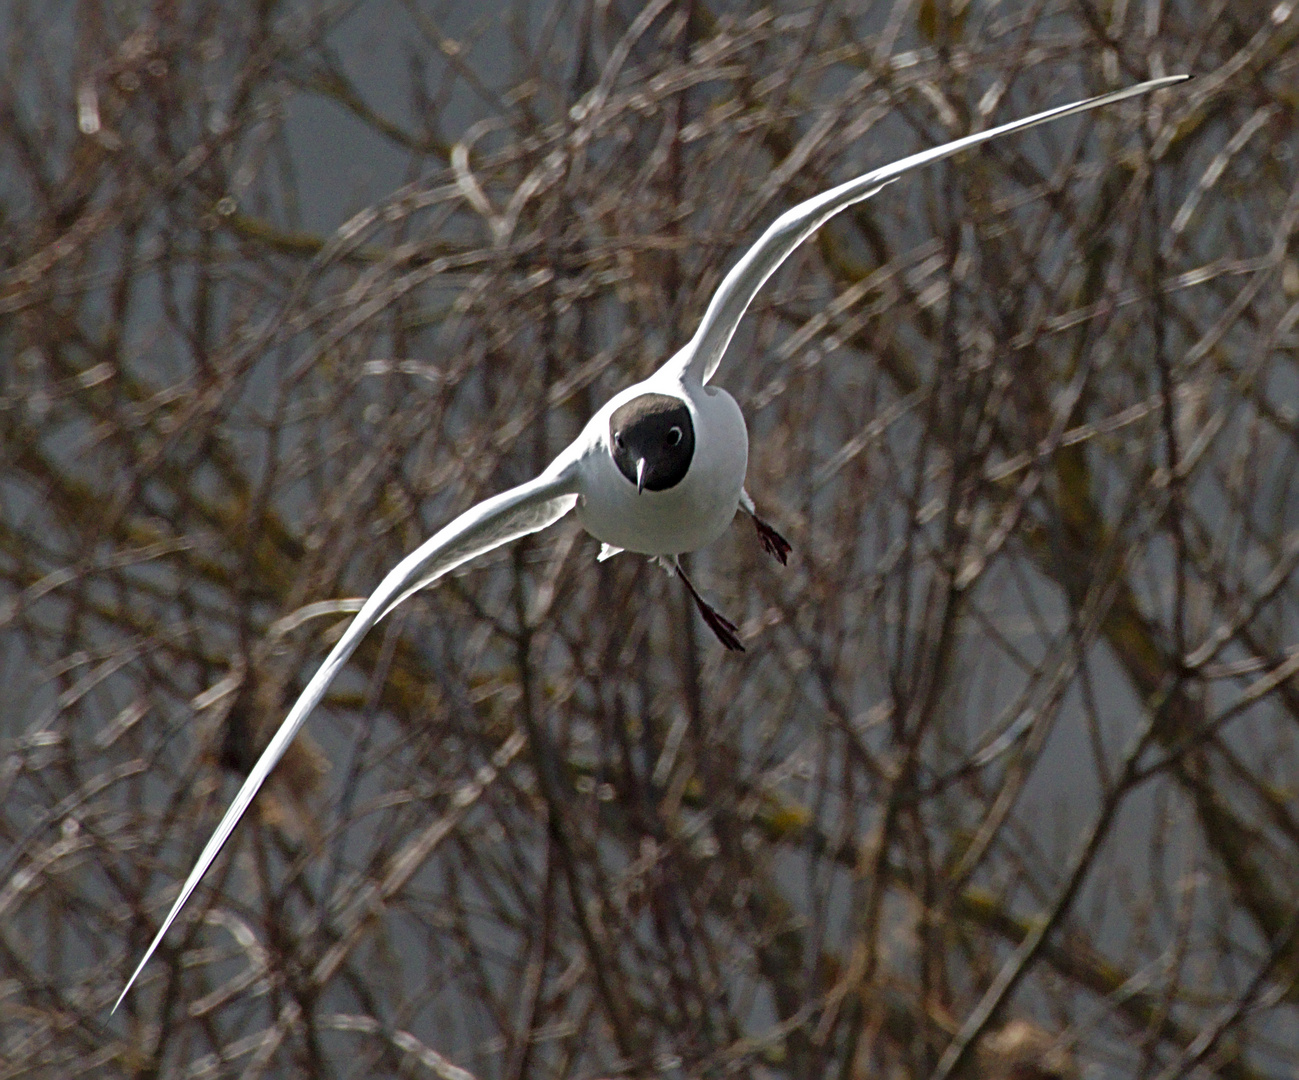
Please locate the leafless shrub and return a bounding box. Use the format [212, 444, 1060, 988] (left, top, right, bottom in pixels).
[2, 1, 1297, 1077]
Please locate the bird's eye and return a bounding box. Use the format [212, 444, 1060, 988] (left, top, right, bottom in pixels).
[667, 426, 682, 446]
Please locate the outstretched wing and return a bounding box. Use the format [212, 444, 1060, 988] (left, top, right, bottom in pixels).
[672, 75, 1188, 386]
[113, 463, 581, 1011]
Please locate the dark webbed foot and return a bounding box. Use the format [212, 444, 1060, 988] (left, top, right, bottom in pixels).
[752, 515, 791, 566]
[741, 490, 791, 566]
[695, 597, 744, 652]
[675, 562, 744, 651]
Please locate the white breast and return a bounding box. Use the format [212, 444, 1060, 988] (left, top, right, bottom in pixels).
[574, 377, 748, 557]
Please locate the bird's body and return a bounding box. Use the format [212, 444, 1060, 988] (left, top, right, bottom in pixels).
[573, 370, 748, 556]
[113, 74, 1189, 1011]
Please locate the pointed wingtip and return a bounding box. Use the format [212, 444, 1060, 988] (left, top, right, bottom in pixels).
[111, 922, 172, 1014]
[111, 960, 144, 1015]
[1097, 74, 1191, 103]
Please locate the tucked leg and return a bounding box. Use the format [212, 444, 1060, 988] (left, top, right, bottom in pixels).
[740, 489, 791, 566]
[671, 557, 744, 652]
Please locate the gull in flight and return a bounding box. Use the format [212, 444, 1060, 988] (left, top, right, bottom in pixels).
[114, 74, 1187, 1010]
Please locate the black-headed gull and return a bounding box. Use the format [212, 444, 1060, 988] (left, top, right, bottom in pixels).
[114, 74, 1188, 1011]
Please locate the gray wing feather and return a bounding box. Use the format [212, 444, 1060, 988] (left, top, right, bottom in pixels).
[677, 75, 1188, 386]
[113, 463, 580, 1011]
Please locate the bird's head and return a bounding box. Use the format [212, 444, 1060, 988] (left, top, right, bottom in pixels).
[609, 393, 695, 493]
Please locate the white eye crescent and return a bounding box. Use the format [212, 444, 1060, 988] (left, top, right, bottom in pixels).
[668, 426, 682, 445]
